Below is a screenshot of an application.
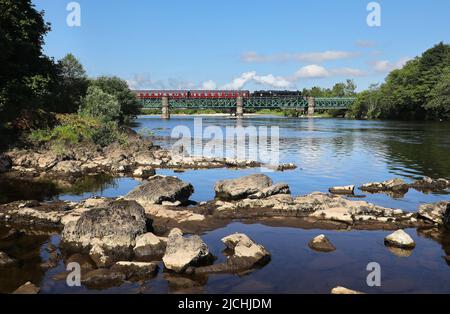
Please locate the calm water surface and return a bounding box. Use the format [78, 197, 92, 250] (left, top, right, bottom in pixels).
[1, 116, 450, 293]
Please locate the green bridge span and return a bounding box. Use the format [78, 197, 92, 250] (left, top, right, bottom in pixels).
[138, 96, 355, 119]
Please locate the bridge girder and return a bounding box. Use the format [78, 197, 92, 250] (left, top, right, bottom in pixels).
[139, 97, 355, 110]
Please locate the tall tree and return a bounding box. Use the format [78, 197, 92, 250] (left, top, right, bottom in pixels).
[53, 53, 88, 113]
[0, 0, 56, 122]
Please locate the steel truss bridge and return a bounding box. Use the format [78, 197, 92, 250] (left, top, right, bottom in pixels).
[139, 97, 355, 110]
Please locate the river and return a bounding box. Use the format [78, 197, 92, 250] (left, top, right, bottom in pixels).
[1, 116, 450, 293]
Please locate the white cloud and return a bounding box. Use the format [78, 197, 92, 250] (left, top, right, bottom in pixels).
[221, 71, 257, 90]
[241, 51, 360, 63]
[371, 57, 412, 73]
[201, 80, 217, 90]
[294, 65, 330, 78]
[253, 74, 292, 88]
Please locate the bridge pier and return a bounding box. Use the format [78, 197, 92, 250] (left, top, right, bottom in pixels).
[236, 96, 244, 118]
[307, 97, 316, 117]
[161, 96, 170, 119]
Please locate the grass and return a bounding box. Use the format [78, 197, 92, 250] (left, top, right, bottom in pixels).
[27, 114, 128, 154]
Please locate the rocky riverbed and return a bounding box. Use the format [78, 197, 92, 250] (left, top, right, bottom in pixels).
[0, 171, 449, 292]
[1, 124, 450, 293]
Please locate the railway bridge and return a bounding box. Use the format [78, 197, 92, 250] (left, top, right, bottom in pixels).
[134, 90, 355, 119]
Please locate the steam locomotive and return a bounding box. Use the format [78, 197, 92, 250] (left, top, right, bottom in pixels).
[135, 90, 302, 99]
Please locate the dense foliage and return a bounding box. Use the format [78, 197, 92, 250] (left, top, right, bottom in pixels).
[350, 43, 450, 120]
[0, 0, 56, 122]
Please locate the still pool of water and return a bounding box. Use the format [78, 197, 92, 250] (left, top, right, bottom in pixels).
[1, 116, 450, 293]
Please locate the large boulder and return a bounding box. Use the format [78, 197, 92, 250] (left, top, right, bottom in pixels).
[125, 175, 194, 205]
[162, 228, 211, 273]
[214, 174, 274, 200]
[418, 201, 450, 227]
[61, 200, 147, 262]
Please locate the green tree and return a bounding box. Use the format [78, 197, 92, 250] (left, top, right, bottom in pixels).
[90, 76, 141, 123]
[79, 86, 121, 122]
[0, 0, 56, 122]
[53, 53, 89, 113]
[424, 67, 450, 120]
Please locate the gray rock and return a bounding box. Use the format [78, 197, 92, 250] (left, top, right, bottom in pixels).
[214, 174, 274, 200]
[360, 178, 409, 194]
[125, 175, 194, 205]
[81, 269, 126, 289]
[65, 253, 95, 271]
[111, 261, 158, 281]
[418, 201, 450, 227]
[384, 230, 416, 249]
[195, 233, 270, 275]
[329, 185, 355, 195]
[132, 167, 156, 179]
[133, 232, 167, 259]
[308, 234, 336, 252]
[12, 281, 40, 294]
[248, 183, 291, 199]
[163, 229, 211, 273]
[411, 177, 450, 191]
[61, 200, 147, 261]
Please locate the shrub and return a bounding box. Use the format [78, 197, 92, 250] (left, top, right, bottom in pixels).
[79, 86, 121, 122]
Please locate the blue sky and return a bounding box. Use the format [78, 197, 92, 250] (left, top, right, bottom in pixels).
[33, 0, 450, 91]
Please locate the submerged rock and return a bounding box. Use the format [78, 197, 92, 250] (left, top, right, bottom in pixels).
[329, 185, 355, 195]
[125, 175, 194, 205]
[360, 178, 409, 195]
[331, 286, 364, 294]
[214, 174, 274, 200]
[0, 251, 16, 267]
[162, 228, 212, 273]
[308, 235, 336, 252]
[111, 261, 158, 281]
[410, 177, 450, 192]
[384, 230, 416, 249]
[81, 269, 126, 289]
[61, 199, 147, 263]
[133, 232, 167, 259]
[418, 201, 450, 227]
[12, 282, 40, 294]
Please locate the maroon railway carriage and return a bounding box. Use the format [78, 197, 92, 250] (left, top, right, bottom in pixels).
[135, 90, 249, 99]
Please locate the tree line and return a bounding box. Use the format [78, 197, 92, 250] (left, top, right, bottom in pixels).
[0, 0, 141, 128]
